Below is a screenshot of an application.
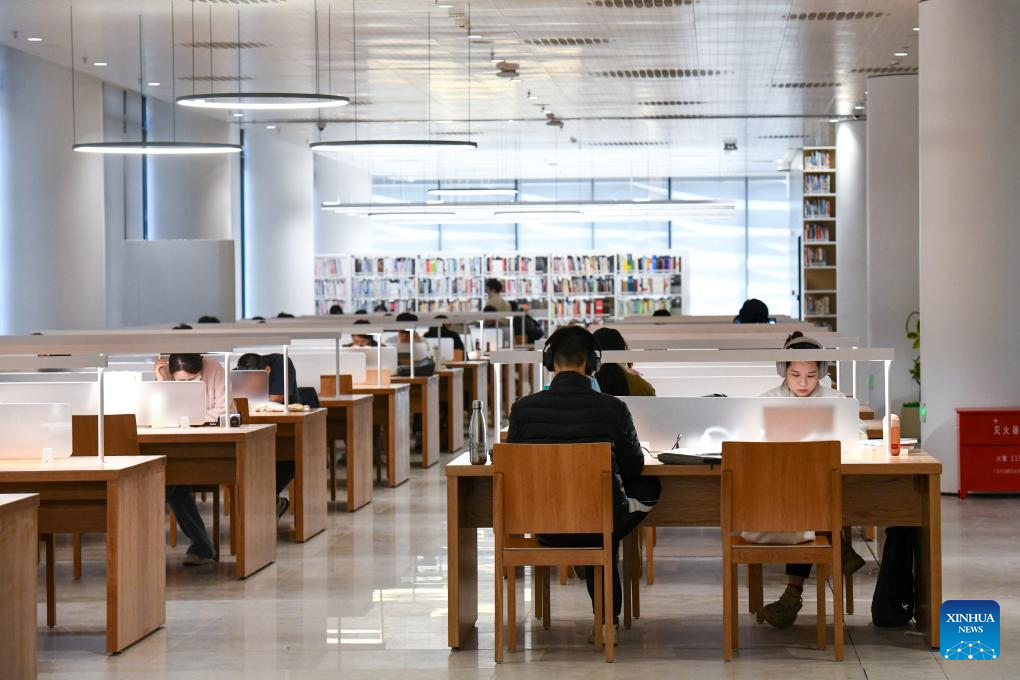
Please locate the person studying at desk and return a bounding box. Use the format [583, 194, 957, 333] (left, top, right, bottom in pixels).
[154, 353, 223, 566]
[507, 325, 660, 637]
[750, 331, 865, 628]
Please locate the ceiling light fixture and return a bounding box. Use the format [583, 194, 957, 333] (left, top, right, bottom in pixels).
[147, 81, 161, 86]
[93, 61, 108, 66]
[27, 37, 43, 42]
[828, 117, 840, 123]
[70, 5, 241, 156]
[232, 112, 244, 117]
[894, 49, 909, 57]
[312, 0, 477, 155]
[426, 188, 518, 197]
[266, 125, 277, 130]
[468, 34, 484, 40]
[912, 26, 919, 31]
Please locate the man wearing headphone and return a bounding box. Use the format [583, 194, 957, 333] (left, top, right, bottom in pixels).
[507, 325, 661, 637]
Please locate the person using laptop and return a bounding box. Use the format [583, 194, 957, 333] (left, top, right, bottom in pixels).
[423, 313, 465, 354]
[752, 331, 864, 628]
[153, 353, 223, 566]
[507, 325, 660, 636]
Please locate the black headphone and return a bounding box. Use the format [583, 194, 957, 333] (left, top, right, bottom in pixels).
[542, 325, 602, 375]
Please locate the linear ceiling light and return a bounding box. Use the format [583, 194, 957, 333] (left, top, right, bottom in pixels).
[177, 93, 349, 110]
[426, 188, 518, 197]
[73, 142, 241, 155]
[311, 140, 477, 153]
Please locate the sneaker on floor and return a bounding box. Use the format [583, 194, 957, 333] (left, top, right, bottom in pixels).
[276, 496, 290, 519]
[182, 553, 215, 567]
[757, 588, 803, 629]
[588, 620, 620, 645]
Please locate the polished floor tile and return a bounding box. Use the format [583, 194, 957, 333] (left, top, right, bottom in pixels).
[33, 460, 1019, 679]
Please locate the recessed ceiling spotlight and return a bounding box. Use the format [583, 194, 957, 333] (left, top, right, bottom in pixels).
[147, 81, 161, 87]
[468, 34, 484, 40]
[912, 26, 919, 32]
[828, 117, 840, 123]
[507, 119, 514, 123]
[894, 49, 909, 57]
[853, 104, 865, 110]
[93, 61, 108, 66]
[527, 91, 538, 100]
[232, 112, 244, 117]
[27, 37, 43, 42]
[436, 2, 454, 8]
[266, 125, 277, 130]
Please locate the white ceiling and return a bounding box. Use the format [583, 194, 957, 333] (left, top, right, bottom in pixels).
[0, 0, 919, 179]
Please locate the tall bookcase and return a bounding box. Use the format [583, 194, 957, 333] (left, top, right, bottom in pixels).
[801, 146, 837, 331]
[314, 251, 688, 322]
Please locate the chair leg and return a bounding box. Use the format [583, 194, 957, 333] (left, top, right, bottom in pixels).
[212, 488, 221, 560]
[44, 534, 56, 628]
[542, 568, 551, 630]
[559, 564, 568, 585]
[507, 566, 517, 652]
[730, 563, 740, 651]
[223, 485, 231, 515]
[747, 564, 764, 614]
[72, 533, 82, 580]
[845, 570, 855, 615]
[593, 565, 604, 650]
[229, 489, 238, 556]
[168, 510, 177, 547]
[622, 534, 633, 630]
[328, 444, 337, 503]
[816, 563, 827, 650]
[643, 526, 655, 584]
[494, 561, 504, 663]
[722, 556, 735, 661]
[603, 556, 615, 662]
[833, 556, 845, 661]
[534, 567, 543, 621]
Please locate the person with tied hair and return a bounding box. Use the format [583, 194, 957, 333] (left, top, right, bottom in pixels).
[751, 330, 865, 628]
[735, 298, 770, 324]
[592, 327, 656, 397]
[507, 325, 660, 638]
[484, 278, 512, 312]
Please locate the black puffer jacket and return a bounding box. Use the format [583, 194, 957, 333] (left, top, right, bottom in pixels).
[506, 370, 645, 526]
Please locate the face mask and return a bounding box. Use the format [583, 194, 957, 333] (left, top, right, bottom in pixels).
[589, 375, 602, 392]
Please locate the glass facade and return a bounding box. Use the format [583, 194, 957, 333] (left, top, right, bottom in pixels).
[368, 177, 796, 315]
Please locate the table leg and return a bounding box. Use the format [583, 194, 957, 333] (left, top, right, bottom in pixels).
[294, 413, 328, 542]
[916, 473, 942, 649]
[387, 392, 411, 487]
[448, 475, 478, 649]
[347, 400, 374, 512]
[106, 462, 166, 654]
[421, 381, 441, 468]
[235, 430, 277, 579]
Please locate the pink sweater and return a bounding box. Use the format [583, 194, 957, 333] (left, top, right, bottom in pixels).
[198, 357, 227, 423]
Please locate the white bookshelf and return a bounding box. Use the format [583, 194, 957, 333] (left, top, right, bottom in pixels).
[314, 250, 689, 322]
[802, 146, 838, 331]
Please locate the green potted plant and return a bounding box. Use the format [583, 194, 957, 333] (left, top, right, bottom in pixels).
[901, 311, 921, 439]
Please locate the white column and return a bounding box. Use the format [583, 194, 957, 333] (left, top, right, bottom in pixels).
[0, 47, 106, 334]
[866, 75, 919, 415]
[244, 127, 316, 317]
[835, 121, 867, 396]
[314, 154, 373, 256]
[919, 0, 1020, 493]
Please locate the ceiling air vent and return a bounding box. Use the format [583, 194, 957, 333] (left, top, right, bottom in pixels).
[588, 141, 667, 147]
[758, 134, 808, 140]
[525, 37, 610, 46]
[772, 81, 842, 88]
[179, 41, 270, 49]
[639, 114, 704, 119]
[595, 68, 726, 79]
[638, 100, 703, 106]
[850, 66, 918, 74]
[591, 0, 695, 7]
[785, 11, 884, 21]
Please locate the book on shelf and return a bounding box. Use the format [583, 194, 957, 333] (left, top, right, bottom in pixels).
[804, 198, 833, 218]
[803, 149, 833, 170]
[804, 247, 830, 266]
[315, 256, 347, 279]
[550, 254, 615, 276]
[353, 256, 416, 276]
[622, 298, 676, 316]
[421, 256, 483, 276]
[803, 174, 832, 194]
[805, 295, 833, 316]
[619, 275, 682, 295]
[620, 254, 678, 273]
[804, 223, 832, 242]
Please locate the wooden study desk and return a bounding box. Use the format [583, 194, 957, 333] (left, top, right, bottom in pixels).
[393, 375, 441, 467]
[436, 367, 465, 453]
[447, 360, 488, 420]
[445, 449, 942, 650]
[319, 394, 374, 511]
[246, 408, 328, 542]
[0, 493, 39, 679]
[321, 376, 411, 488]
[0, 457, 166, 654]
[137, 425, 277, 579]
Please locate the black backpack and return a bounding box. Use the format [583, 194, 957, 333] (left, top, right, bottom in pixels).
[871, 526, 916, 626]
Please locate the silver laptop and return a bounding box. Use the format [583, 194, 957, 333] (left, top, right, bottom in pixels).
[620, 396, 860, 455]
[230, 370, 270, 405]
[136, 381, 208, 427]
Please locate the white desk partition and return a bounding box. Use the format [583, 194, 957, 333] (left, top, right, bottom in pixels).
[425, 337, 455, 363]
[133, 381, 207, 427]
[468, 328, 505, 353]
[634, 363, 776, 377]
[643, 375, 784, 397]
[230, 370, 271, 405]
[289, 350, 368, 388]
[620, 396, 861, 454]
[0, 382, 100, 414]
[0, 403, 73, 459]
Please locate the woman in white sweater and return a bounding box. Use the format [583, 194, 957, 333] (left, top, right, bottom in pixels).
[753, 331, 864, 628]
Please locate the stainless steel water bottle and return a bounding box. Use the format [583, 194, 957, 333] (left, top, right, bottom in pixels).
[468, 399, 488, 465]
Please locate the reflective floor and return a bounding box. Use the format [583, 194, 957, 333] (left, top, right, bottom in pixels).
[36, 456, 1020, 679]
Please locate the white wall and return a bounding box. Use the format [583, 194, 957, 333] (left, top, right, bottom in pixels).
[866, 75, 919, 415]
[835, 121, 867, 396]
[0, 47, 106, 334]
[314, 154, 373, 255]
[244, 127, 316, 317]
[920, 0, 1020, 493]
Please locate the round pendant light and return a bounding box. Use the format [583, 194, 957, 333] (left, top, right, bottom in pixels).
[427, 187, 517, 197]
[73, 142, 241, 155]
[177, 92, 349, 111]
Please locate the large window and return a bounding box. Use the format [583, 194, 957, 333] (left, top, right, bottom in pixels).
[366, 176, 795, 315]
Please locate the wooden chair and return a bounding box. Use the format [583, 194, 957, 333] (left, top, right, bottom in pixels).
[721, 440, 844, 661]
[492, 442, 616, 663]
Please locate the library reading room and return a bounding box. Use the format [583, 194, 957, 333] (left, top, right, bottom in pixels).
[0, 1, 1015, 679]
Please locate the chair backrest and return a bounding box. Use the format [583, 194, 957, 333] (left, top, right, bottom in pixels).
[722, 440, 840, 534]
[233, 397, 251, 425]
[492, 443, 612, 535]
[71, 414, 140, 456]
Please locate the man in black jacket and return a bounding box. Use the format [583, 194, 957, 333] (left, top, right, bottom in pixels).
[506, 325, 660, 627]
